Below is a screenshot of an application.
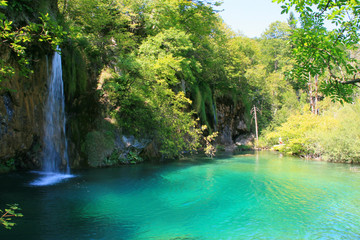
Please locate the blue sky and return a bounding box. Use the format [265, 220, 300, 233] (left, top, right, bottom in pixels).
[217, 0, 290, 38]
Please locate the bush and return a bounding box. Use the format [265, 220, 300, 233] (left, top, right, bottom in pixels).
[261, 100, 360, 163]
[309, 103, 360, 163]
[261, 112, 322, 155]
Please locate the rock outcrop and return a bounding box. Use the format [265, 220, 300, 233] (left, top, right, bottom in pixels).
[216, 96, 251, 147]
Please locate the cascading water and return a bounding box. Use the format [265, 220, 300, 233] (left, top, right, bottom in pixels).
[31, 47, 74, 186]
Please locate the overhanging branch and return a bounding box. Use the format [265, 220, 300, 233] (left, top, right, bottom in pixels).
[339, 78, 360, 85]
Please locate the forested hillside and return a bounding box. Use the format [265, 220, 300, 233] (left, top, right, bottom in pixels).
[1, 0, 360, 170]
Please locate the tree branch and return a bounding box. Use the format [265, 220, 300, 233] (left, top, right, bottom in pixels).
[339, 78, 360, 85]
[317, 0, 333, 17]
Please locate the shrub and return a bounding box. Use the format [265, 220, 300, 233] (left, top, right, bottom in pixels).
[0, 204, 23, 229]
[261, 100, 360, 163]
[309, 103, 360, 163]
[261, 112, 322, 155]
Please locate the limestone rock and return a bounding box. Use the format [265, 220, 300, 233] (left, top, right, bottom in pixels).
[216, 96, 249, 146]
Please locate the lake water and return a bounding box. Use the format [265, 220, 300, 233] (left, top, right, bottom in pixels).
[1, 151, 360, 239]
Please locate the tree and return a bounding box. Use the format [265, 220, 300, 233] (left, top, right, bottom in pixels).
[274, 0, 360, 102]
[124, 28, 202, 157]
[0, 0, 66, 87]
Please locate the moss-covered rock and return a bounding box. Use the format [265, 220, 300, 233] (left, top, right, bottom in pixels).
[83, 130, 115, 167]
[0, 158, 15, 173]
[82, 118, 150, 167]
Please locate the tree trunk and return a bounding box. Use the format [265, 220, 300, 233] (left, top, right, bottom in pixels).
[314, 74, 318, 115]
[308, 73, 315, 114]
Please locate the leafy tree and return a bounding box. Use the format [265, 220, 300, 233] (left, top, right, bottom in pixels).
[135, 28, 202, 157]
[261, 21, 292, 72]
[0, 0, 66, 87]
[274, 0, 360, 102]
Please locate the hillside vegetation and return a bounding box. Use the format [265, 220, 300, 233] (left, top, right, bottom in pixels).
[1, 0, 360, 165]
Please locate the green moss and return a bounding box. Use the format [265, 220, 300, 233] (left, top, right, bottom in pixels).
[216, 145, 225, 152]
[62, 45, 88, 101]
[236, 145, 253, 151]
[0, 158, 15, 173]
[191, 82, 216, 131]
[83, 130, 115, 167]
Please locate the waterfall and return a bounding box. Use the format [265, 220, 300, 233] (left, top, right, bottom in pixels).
[42, 46, 70, 173]
[31, 47, 74, 186]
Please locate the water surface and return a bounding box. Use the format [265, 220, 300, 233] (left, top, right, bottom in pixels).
[1, 151, 360, 239]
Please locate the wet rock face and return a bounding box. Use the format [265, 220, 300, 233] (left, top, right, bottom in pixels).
[0, 0, 60, 169]
[216, 96, 249, 145]
[0, 56, 49, 168]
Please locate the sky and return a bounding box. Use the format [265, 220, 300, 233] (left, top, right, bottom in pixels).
[217, 0, 290, 38]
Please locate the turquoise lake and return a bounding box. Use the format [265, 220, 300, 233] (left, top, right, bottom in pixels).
[1, 151, 360, 239]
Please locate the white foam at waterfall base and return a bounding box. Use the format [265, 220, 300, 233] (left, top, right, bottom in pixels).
[30, 171, 75, 186]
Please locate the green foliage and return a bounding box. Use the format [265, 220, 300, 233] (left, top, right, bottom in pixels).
[202, 125, 218, 158]
[0, 0, 67, 87]
[126, 151, 144, 164]
[0, 158, 15, 173]
[61, 0, 307, 158]
[261, 112, 323, 155]
[236, 145, 253, 151]
[0, 204, 23, 230]
[216, 145, 225, 152]
[262, 99, 360, 163]
[309, 102, 360, 163]
[274, 0, 360, 102]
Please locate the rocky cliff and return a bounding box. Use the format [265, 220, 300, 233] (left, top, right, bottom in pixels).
[216, 96, 253, 148]
[0, 0, 74, 169]
[0, 53, 49, 168]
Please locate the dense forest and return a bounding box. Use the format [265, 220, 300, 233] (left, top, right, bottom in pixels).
[1, 0, 360, 173]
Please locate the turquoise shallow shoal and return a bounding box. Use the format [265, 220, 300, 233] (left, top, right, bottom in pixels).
[1, 151, 360, 239]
